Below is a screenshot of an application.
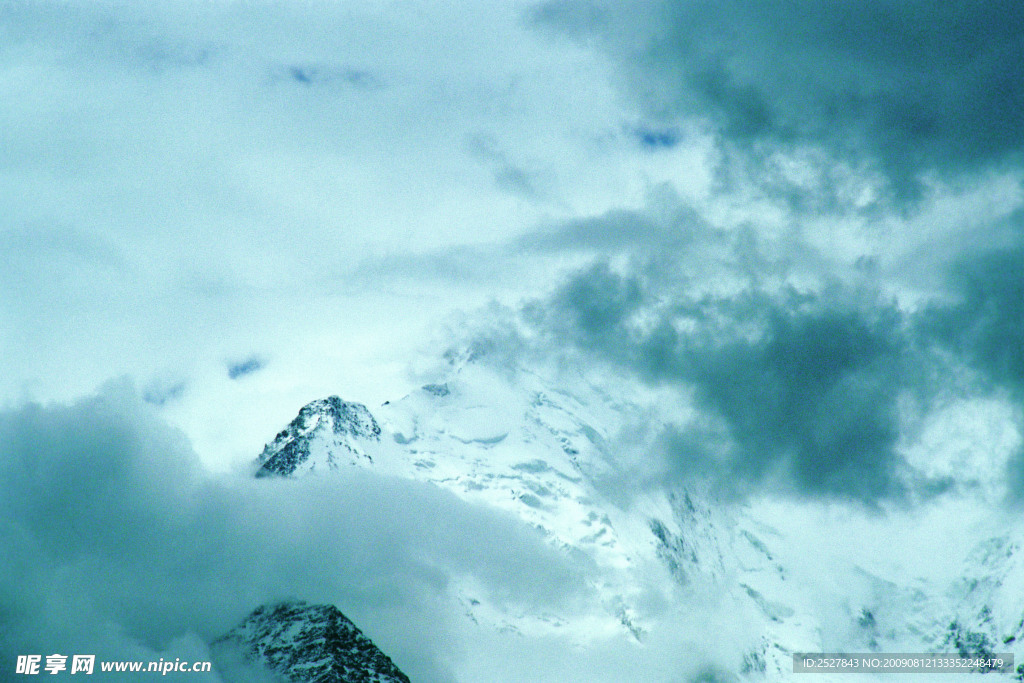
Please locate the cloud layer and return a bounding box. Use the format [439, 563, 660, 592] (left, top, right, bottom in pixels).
[0, 382, 594, 681]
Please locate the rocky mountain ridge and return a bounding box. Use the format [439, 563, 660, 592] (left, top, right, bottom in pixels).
[216, 601, 410, 683]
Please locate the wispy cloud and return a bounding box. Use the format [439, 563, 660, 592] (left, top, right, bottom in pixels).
[227, 356, 265, 380]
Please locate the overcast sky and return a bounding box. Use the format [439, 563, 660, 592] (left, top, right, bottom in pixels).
[0, 0, 628, 465]
[4, 1, 1024, 680]
[5, 0, 1020, 472]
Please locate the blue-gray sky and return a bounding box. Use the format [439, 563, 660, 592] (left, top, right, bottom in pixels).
[4, 1, 1024, 680]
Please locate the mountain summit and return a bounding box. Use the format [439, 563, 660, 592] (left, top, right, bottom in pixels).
[216, 600, 410, 683]
[256, 397, 381, 477]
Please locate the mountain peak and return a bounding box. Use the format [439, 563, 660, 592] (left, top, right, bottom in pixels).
[216, 600, 409, 683]
[256, 397, 381, 477]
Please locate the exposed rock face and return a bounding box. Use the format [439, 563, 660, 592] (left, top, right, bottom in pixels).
[216, 601, 410, 683]
[256, 397, 381, 477]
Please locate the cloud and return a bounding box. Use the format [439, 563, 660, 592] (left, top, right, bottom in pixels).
[502, 200, 1024, 505]
[916, 238, 1024, 497]
[226, 356, 265, 380]
[518, 203, 691, 254]
[922, 244, 1024, 394]
[0, 382, 593, 681]
[517, 260, 936, 504]
[670, 303, 912, 502]
[515, 183, 711, 256]
[532, 0, 1024, 198]
[142, 377, 187, 406]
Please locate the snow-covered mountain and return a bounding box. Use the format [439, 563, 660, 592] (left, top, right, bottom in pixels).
[215, 601, 410, 683]
[246, 354, 1024, 681]
[256, 397, 382, 477]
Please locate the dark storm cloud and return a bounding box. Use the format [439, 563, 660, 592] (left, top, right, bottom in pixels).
[532, 0, 1024, 196]
[523, 262, 928, 503]
[675, 304, 915, 502]
[0, 383, 591, 681]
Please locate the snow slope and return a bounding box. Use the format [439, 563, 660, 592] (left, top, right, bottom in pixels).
[249, 354, 1024, 681]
